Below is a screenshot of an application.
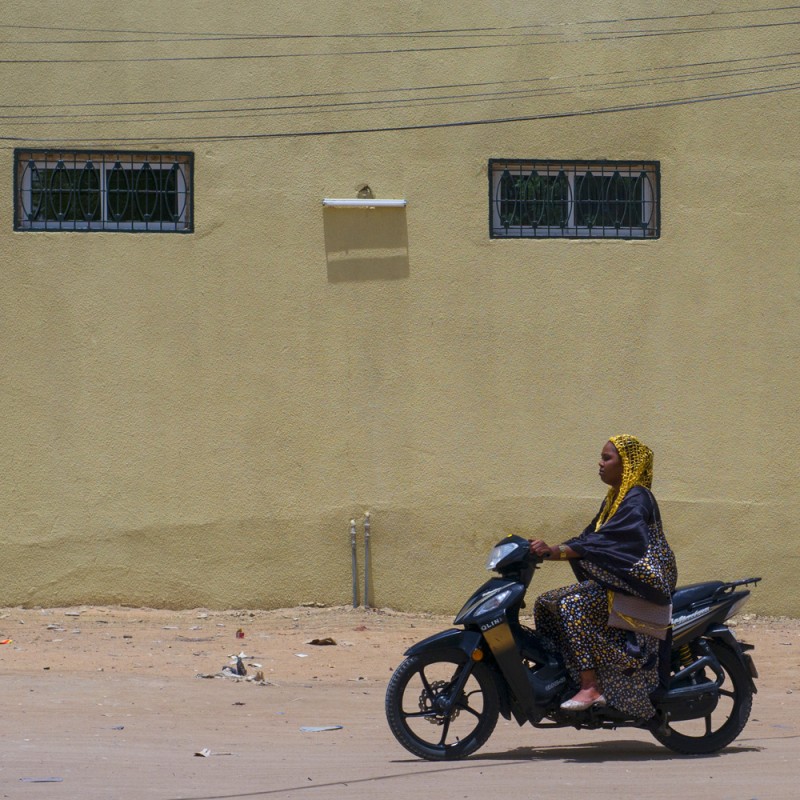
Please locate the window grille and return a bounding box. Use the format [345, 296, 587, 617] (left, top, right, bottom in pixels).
[14, 150, 193, 232]
[489, 160, 659, 239]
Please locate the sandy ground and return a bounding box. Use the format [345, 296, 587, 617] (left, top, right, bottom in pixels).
[1, 605, 798, 800]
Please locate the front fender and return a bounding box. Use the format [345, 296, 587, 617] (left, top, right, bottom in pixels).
[404, 628, 483, 658]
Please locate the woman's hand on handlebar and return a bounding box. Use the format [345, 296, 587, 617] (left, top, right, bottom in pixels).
[529, 539, 554, 559]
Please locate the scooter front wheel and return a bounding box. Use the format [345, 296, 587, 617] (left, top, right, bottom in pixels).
[385, 647, 499, 760]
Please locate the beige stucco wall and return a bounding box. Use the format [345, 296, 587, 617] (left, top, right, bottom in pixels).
[1, 2, 798, 614]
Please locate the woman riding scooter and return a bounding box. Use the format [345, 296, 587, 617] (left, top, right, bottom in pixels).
[529, 435, 677, 719]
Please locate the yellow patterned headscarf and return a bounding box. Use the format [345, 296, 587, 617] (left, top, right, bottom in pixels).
[595, 434, 654, 530]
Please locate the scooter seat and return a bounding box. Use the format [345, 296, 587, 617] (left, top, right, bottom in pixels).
[671, 581, 726, 613]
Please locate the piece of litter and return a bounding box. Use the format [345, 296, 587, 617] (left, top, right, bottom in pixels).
[306, 637, 337, 646]
[300, 725, 343, 733]
[20, 777, 63, 783]
[295, 653, 309, 658]
[0, 639, 12, 645]
[220, 668, 245, 679]
[194, 748, 234, 757]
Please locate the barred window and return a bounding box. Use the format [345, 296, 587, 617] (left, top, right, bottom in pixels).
[490, 160, 659, 239]
[14, 150, 193, 232]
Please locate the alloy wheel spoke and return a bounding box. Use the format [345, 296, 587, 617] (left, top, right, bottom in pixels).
[456, 690, 483, 719]
[437, 717, 452, 746]
[419, 667, 434, 696]
[402, 710, 437, 720]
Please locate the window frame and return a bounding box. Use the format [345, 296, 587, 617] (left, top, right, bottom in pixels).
[489, 159, 660, 240]
[13, 149, 194, 233]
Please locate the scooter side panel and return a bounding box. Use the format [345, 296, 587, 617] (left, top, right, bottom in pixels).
[482, 620, 540, 720]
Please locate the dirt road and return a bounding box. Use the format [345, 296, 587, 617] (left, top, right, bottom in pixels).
[1, 605, 797, 799]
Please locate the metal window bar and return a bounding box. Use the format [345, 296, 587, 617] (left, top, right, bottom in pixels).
[489, 159, 659, 239]
[14, 149, 193, 233]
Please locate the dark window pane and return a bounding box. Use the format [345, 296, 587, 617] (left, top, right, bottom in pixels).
[490, 160, 659, 239]
[14, 149, 193, 232]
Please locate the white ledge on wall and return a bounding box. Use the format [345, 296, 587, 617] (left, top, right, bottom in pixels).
[322, 198, 407, 208]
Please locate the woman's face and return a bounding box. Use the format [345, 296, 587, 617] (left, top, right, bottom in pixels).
[598, 441, 623, 488]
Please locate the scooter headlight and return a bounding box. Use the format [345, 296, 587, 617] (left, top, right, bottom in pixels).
[486, 542, 518, 570]
[473, 588, 513, 617]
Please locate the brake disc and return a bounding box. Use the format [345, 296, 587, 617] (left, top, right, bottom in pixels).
[420, 680, 461, 725]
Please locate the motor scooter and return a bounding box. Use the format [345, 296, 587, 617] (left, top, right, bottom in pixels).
[385, 534, 760, 760]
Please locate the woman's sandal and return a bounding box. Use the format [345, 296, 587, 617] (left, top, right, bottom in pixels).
[559, 694, 607, 711]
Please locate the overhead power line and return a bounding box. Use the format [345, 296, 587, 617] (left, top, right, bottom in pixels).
[2, 18, 800, 64]
[2, 80, 797, 147]
[1, 50, 797, 112]
[1, 5, 798, 43]
[3, 57, 799, 126]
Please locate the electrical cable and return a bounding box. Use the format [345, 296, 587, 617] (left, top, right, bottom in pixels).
[0, 51, 800, 119]
[2, 79, 797, 146]
[3, 58, 799, 126]
[1, 17, 800, 64]
[1, 5, 798, 42]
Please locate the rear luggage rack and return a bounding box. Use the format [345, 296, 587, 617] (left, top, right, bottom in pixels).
[711, 577, 761, 603]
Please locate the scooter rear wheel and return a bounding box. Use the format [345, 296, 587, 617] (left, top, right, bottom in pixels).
[651, 639, 753, 755]
[385, 647, 499, 760]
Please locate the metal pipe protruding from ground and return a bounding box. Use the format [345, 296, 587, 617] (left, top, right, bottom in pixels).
[350, 518, 358, 608]
[364, 511, 371, 609]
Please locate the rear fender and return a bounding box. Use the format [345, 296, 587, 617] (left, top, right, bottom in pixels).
[703, 624, 742, 653]
[702, 624, 758, 694]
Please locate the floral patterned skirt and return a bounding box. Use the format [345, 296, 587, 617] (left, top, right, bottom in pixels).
[534, 580, 661, 719]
